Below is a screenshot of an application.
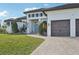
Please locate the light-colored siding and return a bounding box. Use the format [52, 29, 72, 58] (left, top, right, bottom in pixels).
[46, 8, 79, 37]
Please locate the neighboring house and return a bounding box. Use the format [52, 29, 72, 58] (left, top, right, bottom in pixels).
[0, 20, 2, 28]
[4, 18, 14, 33]
[4, 16, 27, 33]
[24, 3, 79, 37]
[15, 16, 27, 33]
[0, 22, 1, 28]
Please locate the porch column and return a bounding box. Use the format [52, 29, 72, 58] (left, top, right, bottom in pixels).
[47, 19, 51, 37]
[38, 19, 40, 24]
[70, 18, 76, 37]
[7, 21, 13, 33]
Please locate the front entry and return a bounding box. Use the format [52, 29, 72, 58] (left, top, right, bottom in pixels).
[31, 19, 39, 34]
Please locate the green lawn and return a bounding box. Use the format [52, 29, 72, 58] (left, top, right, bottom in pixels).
[0, 34, 44, 55]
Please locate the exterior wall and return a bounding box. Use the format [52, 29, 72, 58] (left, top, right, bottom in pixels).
[21, 19, 27, 22]
[39, 18, 47, 25]
[6, 22, 13, 33]
[46, 8, 79, 37]
[17, 22, 24, 30]
[6, 22, 26, 33]
[17, 22, 27, 33]
[26, 18, 47, 34]
[26, 19, 31, 34]
[26, 12, 47, 19]
[6, 26, 13, 33]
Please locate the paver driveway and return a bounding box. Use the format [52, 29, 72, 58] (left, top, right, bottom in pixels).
[31, 37, 79, 55]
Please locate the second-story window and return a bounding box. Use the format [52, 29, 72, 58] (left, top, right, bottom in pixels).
[36, 13, 38, 17]
[28, 14, 31, 18]
[32, 14, 34, 17]
[40, 13, 43, 17]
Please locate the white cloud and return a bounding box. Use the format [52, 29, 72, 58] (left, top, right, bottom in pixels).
[0, 10, 8, 17]
[43, 4, 49, 6]
[24, 7, 38, 11]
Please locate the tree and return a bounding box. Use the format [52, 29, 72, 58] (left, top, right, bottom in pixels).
[0, 23, 7, 34]
[2, 23, 7, 29]
[12, 21, 18, 33]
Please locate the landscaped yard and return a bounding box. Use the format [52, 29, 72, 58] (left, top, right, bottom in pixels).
[0, 34, 44, 55]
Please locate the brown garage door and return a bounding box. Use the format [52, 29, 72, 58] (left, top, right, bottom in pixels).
[51, 20, 70, 36]
[76, 19, 79, 36]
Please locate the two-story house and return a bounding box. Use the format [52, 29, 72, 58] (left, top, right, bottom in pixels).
[4, 16, 27, 33]
[24, 3, 79, 37]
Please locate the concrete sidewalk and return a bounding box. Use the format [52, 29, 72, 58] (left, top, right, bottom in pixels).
[31, 37, 79, 55]
[27, 34, 48, 39]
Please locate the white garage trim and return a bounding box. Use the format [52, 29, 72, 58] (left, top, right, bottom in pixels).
[47, 19, 76, 37]
[70, 18, 76, 37]
[47, 19, 51, 37]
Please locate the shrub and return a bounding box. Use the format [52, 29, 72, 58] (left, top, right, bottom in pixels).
[0, 23, 7, 34]
[2, 23, 7, 29]
[0, 28, 7, 34]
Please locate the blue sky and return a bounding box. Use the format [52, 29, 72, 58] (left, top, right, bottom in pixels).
[0, 3, 64, 21]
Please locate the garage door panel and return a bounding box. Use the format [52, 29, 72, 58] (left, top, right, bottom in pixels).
[76, 19, 79, 36]
[51, 20, 70, 36]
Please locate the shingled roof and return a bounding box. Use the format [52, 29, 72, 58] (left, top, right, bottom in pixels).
[4, 18, 15, 22]
[4, 16, 27, 22]
[24, 8, 46, 14]
[15, 16, 27, 21]
[24, 3, 79, 14]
